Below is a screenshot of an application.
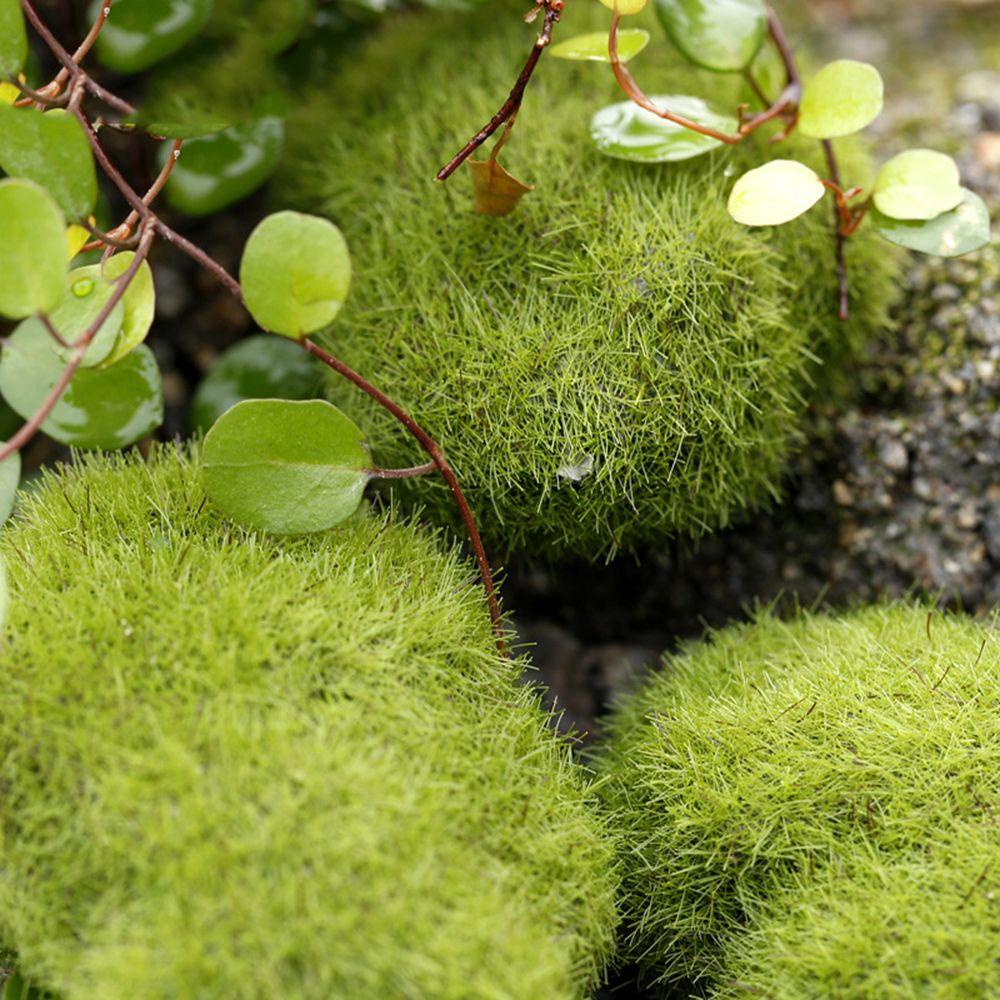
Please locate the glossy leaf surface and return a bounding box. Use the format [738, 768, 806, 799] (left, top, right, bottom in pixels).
[0, 320, 163, 448]
[94, 0, 215, 73]
[591, 95, 736, 163]
[241, 212, 352, 337]
[0, 107, 98, 220]
[653, 0, 766, 72]
[162, 116, 284, 216]
[0, 0, 27, 77]
[870, 188, 990, 258]
[550, 29, 649, 63]
[0, 179, 66, 319]
[728, 159, 825, 226]
[872, 149, 964, 221]
[797, 60, 884, 139]
[51, 270, 125, 368]
[93, 252, 157, 367]
[202, 398, 370, 534]
[191, 335, 323, 434]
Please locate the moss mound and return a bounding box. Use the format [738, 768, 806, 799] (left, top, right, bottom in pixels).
[278, 2, 900, 557]
[715, 834, 999, 999]
[0, 448, 618, 999]
[596, 604, 998, 992]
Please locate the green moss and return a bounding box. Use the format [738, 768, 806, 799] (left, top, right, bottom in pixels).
[596, 604, 999, 991]
[0, 447, 618, 999]
[715, 833, 999, 999]
[277, 2, 900, 557]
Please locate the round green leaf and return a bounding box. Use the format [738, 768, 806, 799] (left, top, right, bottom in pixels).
[797, 60, 884, 140]
[550, 29, 649, 63]
[0, 319, 163, 448]
[0, 178, 67, 319]
[93, 0, 214, 74]
[0, 0, 27, 77]
[162, 116, 285, 216]
[0, 107, 98, 220]
[870, 188, 990, 258]
[653, 0, 766, 72]
[590, 95, 737, 163]
[0, 441, 21, 526]
[202, 398, 370, 534]
[191, 335, 324, 435]
[241, 212, 352, 338]
[93, 252, 157, 367]
[596, 0, 649, 14]
[872, 149, 964, 221]
[51, 269, 126, 368]
[728, 159, 825, 227]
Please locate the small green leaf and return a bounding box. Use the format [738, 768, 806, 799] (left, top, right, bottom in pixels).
[596, 0, 649, 15]
[0, 107, 98, 220]
[653, 0, 766, 72]
[797, 60, 884, 139]
[51, 269, 126, 368]
[162, 116, 285, 216]
[241, 212, 352, 338]
[0, 441, 21, 526]
[590, 95, 737, 163]
[0, 0, 27, 77]
[728, 159, 825, 226]
[0, 178, 67, 320]
[872, 149, 964, 221]
[93, 0, 214, 74]
[870, 187, 990, 258]
[94, 252, 157, 367]
[202, 398, 370, 534]
[191, 335, 324, 434]
[120, 111, 234, 139]
[550, 29, 649, 63]
[0, 319, 163, 448]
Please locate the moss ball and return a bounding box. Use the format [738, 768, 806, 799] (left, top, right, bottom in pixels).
[715, 833, 999, 999]
[278, 2, 900, 557]
[0, 448, 618, 999]
[596, 604, 999, 991]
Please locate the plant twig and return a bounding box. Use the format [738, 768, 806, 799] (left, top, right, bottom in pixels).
[436, 0, 563, 181]
[369, 461, 438, 479]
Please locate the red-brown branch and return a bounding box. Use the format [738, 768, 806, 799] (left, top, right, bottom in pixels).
[303, 338, 507, 656]
[436, 0, 563, 180]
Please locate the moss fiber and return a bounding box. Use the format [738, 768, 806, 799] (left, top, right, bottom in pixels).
[596, 604, 999, 994]
[279, 1, 900, 557]
[0, 447, 618, 999]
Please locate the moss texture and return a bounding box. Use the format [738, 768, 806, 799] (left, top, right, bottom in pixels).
[278, 2, 900, 557]
[596, 604, 999, 993]
[0, 447, 618, 999]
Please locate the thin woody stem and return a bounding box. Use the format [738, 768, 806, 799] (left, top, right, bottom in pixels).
[302, 338, 507, 656]
[436, 0, 562, 180]
[822, 140, 850, 320]
[369, 461, 437, 479]
[0, 225, 154, 466]
[53, 0, 114, 90]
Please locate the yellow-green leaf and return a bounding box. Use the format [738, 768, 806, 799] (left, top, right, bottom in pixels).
[728, 160, 825, 227]
[550, 29, 649, 63]
[798, 60, 884, 140]
[872, 149, 964, 221]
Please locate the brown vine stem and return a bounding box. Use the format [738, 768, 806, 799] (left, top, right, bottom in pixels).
[302, 339, 507, 656]
[436, 0, 563, 180]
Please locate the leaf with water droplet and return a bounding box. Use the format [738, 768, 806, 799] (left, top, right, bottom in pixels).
[202, 398, 371, 534]
[94, 252, 157, 367]
[51, 269, 126, 368]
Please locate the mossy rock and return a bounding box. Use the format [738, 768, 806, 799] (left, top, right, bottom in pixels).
[596, 604, 998, 993]
[0, 448, 618, 999]
[278, 2, 900, 557]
